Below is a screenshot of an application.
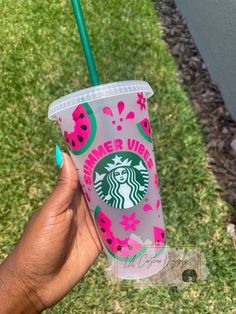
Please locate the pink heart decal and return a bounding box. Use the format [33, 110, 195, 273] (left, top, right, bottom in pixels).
[143, 203, 152, 211]
[117, 101, 125, 114]
[103, 106, 113, 117]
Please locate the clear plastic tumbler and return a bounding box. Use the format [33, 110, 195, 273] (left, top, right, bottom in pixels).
[48, 80, 167, 279]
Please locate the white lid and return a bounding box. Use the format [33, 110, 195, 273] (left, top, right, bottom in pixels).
[48, 80, 153, 120]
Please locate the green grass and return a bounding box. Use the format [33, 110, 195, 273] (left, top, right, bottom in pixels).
[0, 0, 235, 313]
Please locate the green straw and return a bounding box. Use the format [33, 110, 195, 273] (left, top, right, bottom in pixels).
[71, 0, 100, 86]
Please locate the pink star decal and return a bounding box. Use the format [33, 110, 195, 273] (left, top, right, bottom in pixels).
[120, 212, 141, 231]
[137, 92, 146, 111]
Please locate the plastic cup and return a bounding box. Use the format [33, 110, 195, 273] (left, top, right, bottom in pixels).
[48, 80, 167, 280]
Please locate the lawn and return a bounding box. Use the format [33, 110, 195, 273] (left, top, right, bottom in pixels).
[0, 0, 235, 313]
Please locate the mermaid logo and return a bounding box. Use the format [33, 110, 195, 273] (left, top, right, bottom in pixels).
[93, 152, 149, 209]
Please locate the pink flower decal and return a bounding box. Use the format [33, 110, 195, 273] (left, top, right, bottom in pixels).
[120, 212, 141, 231]
[137, 92, 146, 111]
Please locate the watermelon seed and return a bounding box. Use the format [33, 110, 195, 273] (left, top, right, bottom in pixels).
[79, 113, 84, 119]
[101, 228, 106, 233]
[107, 239, 112, 244]
[117, 245, 122, 251]
[72, 140, 75, 147]
[144, 121, 148, 127]
[100, 218, 105, 223]
[161, 233, 165, 238]
[77, 136, 83, 142]
[128, 245, 133, 250]
[80, 125, 87, 130]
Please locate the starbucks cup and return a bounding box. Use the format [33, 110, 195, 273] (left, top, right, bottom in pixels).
[48, 80, 167, 280]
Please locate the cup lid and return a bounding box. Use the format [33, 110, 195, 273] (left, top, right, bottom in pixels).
[48, 80, 153, 120]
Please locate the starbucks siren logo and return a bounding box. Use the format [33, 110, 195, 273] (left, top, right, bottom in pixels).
[93, 152, 149, 209]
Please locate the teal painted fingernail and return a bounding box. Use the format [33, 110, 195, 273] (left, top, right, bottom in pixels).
[55, 144, 63, 167]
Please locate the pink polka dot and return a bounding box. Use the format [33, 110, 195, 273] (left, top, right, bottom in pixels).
[158, 214, 160, 218]
[112, 120, 116, 124]
[117, 125, 122, 131]
[120, 117, 123, 122]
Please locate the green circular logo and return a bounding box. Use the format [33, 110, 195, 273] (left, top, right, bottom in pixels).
[93, 152, 149, 209]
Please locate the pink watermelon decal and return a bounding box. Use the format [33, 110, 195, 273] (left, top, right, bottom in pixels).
[94, 206, 146, 262]
[154, 226, 166, 257]
[137, 117, 152, 143]
[64, 102, 96, 155]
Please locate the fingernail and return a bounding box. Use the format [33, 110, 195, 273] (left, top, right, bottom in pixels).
[55, 144, 63, 167]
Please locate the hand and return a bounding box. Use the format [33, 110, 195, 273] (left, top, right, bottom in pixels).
[0, 151, 102, 313]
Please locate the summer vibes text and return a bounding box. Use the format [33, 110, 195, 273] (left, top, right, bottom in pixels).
[83, 138, 153, 185]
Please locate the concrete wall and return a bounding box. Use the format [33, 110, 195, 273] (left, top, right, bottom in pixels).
[175, 0, 236, 120]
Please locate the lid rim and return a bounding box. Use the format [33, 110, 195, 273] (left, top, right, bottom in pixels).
[48, 80, 154, 120]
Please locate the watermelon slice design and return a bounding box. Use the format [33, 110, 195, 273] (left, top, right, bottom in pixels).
[154, 226, 166, 257]
[94, 206, 146, 262]
[64, 102, 96, 155]
[137, 117, 152, 143]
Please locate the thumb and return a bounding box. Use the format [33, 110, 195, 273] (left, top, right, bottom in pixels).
[42, 148, 79, 214]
